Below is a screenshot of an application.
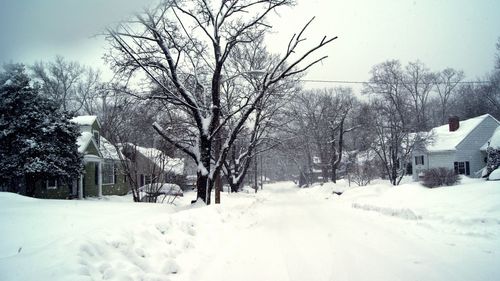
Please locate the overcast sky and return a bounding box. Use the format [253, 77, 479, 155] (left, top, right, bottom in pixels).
[1, 0, 499, 90]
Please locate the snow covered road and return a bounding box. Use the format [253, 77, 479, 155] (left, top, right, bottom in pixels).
[1, 180, 499, 281]
[181, 182, 500, 281]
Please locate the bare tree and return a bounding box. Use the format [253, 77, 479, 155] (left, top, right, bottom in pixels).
[402, 60, 435, 131]
[364, 60, 428, 185]
[106, 0, 336, 203]
[286, 88, 357, 184]
[31, 56, 103, 115]
[222, 36, 296, 192]
[325, 88, 358, 183]
[345, 150, 379, 186]
[434, 68, 464, 124]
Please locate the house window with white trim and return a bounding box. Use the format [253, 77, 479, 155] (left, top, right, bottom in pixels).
[46, 179, 57, 190]
[415, 155, 424, 165]
[454, 161, 470, 176]
[102, 160, 115, 185]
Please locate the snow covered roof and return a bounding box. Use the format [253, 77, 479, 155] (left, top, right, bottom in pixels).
[70, 115, 100, 127]
[481, 126, 500, 151]
[76, 132, 93, 154]
[427, 114, 493, 152]
[134, 146, 185, 175]
[100, 137, 123, 160]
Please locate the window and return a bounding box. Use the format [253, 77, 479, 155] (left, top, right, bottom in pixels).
[102, 160, 115, 185]
[46, 179, 57, 190]
[145, 175, 152, 185]
[454, 161, 470, 175]
[93, 131, 100, 147]
[140, 174, 145, 186]
[415, 156, 424, 165]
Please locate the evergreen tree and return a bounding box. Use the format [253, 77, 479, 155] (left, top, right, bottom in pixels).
[0, 64, 82, 196]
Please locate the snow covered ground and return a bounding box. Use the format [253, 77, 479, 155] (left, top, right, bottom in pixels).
[1, 178, 500, 281]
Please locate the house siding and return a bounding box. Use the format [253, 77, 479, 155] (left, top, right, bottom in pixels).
[91, 121, 100, 133]
[86, 143, 100, 157]
[102, 160, 129, 196]
[412, 151, 456, 180]
[33, 180, 72, 199]
[427, 152, 455, 170]
[455, 116, 499, 176]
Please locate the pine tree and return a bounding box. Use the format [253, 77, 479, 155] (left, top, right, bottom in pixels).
[0, 64, 83, 196]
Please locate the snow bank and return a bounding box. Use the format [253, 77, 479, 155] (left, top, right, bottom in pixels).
[351, 203, 421, 220]
[336, 178, 500, 237]
[0, 190, 259, 281]
[489, 168, 500, 180]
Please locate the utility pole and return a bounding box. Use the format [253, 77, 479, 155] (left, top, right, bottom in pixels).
[260, 154, 263, 190]
[254, 155, 258, 193]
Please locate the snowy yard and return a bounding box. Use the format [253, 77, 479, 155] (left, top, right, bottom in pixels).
[1, 179, 500, 281]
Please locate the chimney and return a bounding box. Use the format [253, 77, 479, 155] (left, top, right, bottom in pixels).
[448, 116, 460, 132]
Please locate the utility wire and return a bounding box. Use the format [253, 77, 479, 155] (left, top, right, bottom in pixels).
[301, 79, 491, 85]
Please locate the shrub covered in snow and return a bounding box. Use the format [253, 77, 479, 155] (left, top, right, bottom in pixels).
[485, 147, 500, 178]
[421, 168, 459, 188]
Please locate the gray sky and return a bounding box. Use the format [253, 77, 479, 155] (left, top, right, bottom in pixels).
[1, 0, 499, 90]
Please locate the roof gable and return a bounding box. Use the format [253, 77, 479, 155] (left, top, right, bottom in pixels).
[76, 131, 101, 157]
[427, 114, 497, 152]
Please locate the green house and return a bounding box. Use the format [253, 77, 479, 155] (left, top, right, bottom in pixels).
[34, 116, 129, 199]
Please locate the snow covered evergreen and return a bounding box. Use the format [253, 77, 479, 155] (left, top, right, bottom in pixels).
[0, 64, 82, 195]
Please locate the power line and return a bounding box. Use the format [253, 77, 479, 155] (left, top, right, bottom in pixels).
[301, 79, 491, 85]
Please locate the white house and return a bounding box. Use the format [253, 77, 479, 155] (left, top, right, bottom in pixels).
[412, 114, 500, 179]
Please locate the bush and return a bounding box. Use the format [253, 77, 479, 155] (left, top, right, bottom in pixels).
[485, 147, 500, 177]
[421, 168, 459, 188]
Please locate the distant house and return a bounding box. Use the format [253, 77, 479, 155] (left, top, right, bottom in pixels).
[34, 116, 129, 199]
[412, 114, 500, 179]
[121, 144, 186, 189]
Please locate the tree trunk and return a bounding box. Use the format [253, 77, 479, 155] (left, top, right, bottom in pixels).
[229, 182, 239, 193]
[331, 167, 337, 184]
[196, 136, 212, 204]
